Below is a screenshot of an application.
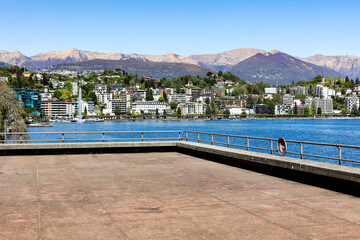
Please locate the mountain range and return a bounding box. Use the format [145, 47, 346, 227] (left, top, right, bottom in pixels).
[1, 47, 359, 84]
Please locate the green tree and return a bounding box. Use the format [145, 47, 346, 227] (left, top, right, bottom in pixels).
[177, 107, 181, 115]
[294, 102, 298, 115]
[163, 109, 167, 116]
[52, 90, 62, 99]
[158, 97, 165, 102]
[223, 109, 230, 117]
[317, 107, 322, 115]
[114, 106, 121, 116]
[304, 106, 311, 116]
[146, 88, 153, 101]
[155, 108, 159, 116]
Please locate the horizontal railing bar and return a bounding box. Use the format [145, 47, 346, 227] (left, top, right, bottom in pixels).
[0, 131, 184, 135]
[185, 131, 360, 149]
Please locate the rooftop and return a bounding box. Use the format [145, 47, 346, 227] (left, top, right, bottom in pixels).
[1, 152, 360, 239]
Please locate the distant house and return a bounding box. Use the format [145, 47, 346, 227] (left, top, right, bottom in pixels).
[22, 71, 31, 78]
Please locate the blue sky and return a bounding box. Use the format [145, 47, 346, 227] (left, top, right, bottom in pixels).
[1, 0, 359, 57]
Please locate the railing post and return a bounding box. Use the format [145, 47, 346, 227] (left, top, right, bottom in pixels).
[141, 132, 144, 141]
[211, 134, 214, 145]
[337, 146, 342, 165]
[269, 140, 273, 154]
[227, 135, 230, 148]
[299, 143, 303, 159]
[197, 133, 200, 143]
[186, 131, 188, 141]
[62, 133, 64, 143]
[246, 138, 249, 151]
[103, 132, 105, 142]
[179, 132, 181, 141]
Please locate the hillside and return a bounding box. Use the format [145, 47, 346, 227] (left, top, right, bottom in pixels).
[229, 51, 340, 85]
[51, 59, 214, 79]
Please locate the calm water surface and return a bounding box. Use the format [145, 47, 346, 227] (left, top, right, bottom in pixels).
[29, 119, 360, 167]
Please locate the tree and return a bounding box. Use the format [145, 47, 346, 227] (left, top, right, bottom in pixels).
[24, 107, 36, 114]
[114, 106, 121, 116]
[0, 82, 28, 140]
[52, 90, 62, 99]
[241, 111, 247, 118]
[294, 102, 298, 115]
[155, 108, 159, 116]
[163, 92, 168, 102]
[356, 77, 360, 85]
[205, 98, 210, 104]
[158, 97, 165, 102]
[304, 106, 311, 116]
[218, 70, 223, 76]
[223, 109, 230, 117]
[163, 109, 167, 116]
[177, 107, 181, 115]
[317, 107, 322, 115]
[146, 88, 153, 101]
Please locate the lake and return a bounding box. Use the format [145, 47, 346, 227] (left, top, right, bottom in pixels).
[28, 119, 360, 167]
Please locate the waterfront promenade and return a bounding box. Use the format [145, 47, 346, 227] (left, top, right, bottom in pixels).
[1, 151, 360, 239]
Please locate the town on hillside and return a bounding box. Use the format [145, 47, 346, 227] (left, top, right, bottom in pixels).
[1, 65, 360, 121]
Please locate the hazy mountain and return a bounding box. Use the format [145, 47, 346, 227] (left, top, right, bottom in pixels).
[0, 50, 30, 68]
[51, 59, 214, 79]
[0, 48, 265, 71]
[229, 51, 340, 85]
[188, 48, 266, 70]
[302, 54, 360, 79]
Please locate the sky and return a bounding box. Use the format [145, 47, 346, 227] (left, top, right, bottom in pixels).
[1, 0, 360, 57]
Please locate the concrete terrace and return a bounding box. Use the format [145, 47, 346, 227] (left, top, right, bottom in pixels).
[1, 152, 360, 239]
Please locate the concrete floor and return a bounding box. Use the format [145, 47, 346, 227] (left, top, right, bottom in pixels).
[1, 152, 360, 240]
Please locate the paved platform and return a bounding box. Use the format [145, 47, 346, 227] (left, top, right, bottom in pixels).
[1, 152, 360, 239]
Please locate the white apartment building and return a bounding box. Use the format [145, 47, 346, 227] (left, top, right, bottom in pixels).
[179, 102, 206, 115]
[96, 93, 112, 105]
[168, 94, 191, 103]
[314, 97, 333, 114]
[345, 97, 360, 112]
[282, 94, 294, 105]
[224, 106, 243, 115]
[313, 85, 336, 98]
[132, 101, 170, 115]
[265, 88, 277, 94]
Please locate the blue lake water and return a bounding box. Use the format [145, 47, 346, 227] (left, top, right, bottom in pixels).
[28, 119, 360, 167]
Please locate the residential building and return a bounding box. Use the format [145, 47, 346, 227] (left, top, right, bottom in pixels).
[314, 97, 333, 114]
[13, 88, 42, 112]
[264, 88, 277, 94]
[179, 102, 206, 115]
[275, 104, 293, 115]
[224, 105, 243, 115]
[132, 101, 170, 115]
[345, 97, 360, 112]
[168, 94, 191, 103]
[255, 104, 267, 114]
[290, 86, 307, 96]
[110, 99, 127, 114]
[282, 94, 294, 105]
[41, 99, 75, 117]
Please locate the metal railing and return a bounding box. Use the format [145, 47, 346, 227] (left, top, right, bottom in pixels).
[184, 131, 360, 166]
[1, 130, 360, 166]
[0, 131, 183, 144]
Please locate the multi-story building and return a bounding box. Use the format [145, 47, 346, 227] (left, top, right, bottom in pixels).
[96, 93, 112, 104]
[265, 88, 277, 94]
[132, 101, 170, 115]
[41, 99, 75, 117]
[255, 104, 267, 114]
[275, 104, 293, 115]
[282, 94, 294, 105]
[345, 97, 360, 112]
[224, 105, 243, 115]
[314, 97, 333, 114]
[290, 86, 307, 96]
[13, 88, 42, 112]
[179, 102, 206, 115]
[133, 90, 146, 101]
[110, 99, 127, 114]
[312, 85, 335, 98]
[168, 94, 191, 103]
